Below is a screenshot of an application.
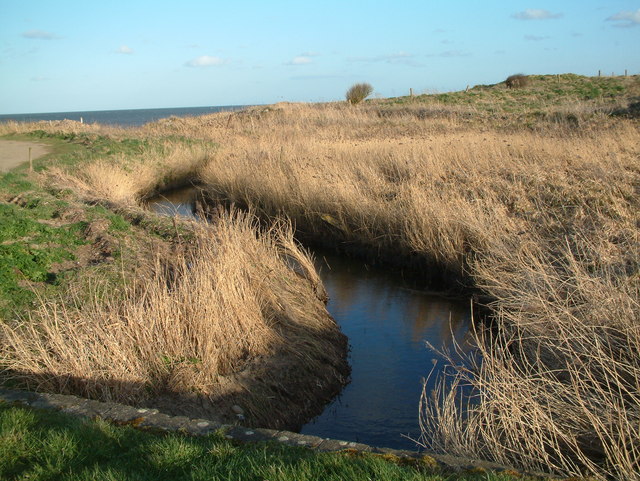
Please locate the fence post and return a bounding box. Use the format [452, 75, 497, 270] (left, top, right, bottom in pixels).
[598, 70, 601, 77]
[28, 147, 32, 172]
[409, 88, 414, 97]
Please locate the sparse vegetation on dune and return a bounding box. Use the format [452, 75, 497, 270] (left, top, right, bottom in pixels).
[0, 74, 638, 479]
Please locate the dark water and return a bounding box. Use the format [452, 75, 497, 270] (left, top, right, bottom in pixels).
[0, 105, 247, 127]
[300, 252, 472, 449]
[148, 188, 473, 451]
[147, 186, 200, 218]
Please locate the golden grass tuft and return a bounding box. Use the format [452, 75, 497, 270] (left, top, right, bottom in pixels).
[0, 211, 348, 428]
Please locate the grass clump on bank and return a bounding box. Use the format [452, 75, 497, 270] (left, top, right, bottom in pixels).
[1, 402, 530, 481]
[1, 212, 347, 429]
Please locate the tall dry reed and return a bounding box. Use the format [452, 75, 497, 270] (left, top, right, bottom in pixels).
[142, 102, 639, 478]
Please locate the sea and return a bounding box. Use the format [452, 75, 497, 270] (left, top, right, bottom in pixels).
[0, 105, 249, 128]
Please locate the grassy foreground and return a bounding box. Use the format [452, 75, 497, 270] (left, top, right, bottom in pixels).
[0, 73, 638, 480]
[1, 402, 529, 481]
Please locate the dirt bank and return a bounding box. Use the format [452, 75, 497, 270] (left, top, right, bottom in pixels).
[0, 140, 50, 172]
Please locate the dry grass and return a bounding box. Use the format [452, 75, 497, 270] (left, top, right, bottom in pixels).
[2, 78, 639, 477]
[0, 211, 348, 428]
[139, 102, 639, 479]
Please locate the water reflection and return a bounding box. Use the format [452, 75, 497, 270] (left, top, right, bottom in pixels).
[146, 186, 199, 219]
[300, 251, 472, 450]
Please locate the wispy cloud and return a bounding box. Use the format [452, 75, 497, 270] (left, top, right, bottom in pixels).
[512, 9, 562, 20]
[606, 9, 640, 27]
[290, 74, 343, 80]
[22, 29, 61, 40]
[524, 34, 550, 41]
[286, 55, 313, 65]
[347, 51, 417, 65]
[185, 55, 227, 67]
[285, 52, 321, 65]
[116, 45, 134, 55]
[425, 50, 471, 58]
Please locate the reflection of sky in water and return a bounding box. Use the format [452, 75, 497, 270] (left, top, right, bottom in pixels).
[301, 251, 473, 450]
[147, 187, 198, 219]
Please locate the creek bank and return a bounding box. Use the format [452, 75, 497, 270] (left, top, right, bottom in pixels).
[133, 198, 351, 432]
[0, 179, 350, 434]
[197, 188, 479, 297]
[147, 186, 477, 450]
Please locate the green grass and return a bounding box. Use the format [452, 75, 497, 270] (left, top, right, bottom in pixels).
[385, 73, 640, 119]
[0, 403, 530, 481]
[0, 198, 87, 318]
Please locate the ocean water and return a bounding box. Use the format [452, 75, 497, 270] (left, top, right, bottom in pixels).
[0, 105, 248, 127]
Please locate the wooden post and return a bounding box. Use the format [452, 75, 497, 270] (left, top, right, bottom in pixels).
[625, 69, 628, 76]
[28, 147, 32, 172]
[409, 88, 414, 97]
[556, 74, 560, 83]
[598, 70, 601, 77]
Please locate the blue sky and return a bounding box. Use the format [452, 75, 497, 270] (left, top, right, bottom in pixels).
[1, 1, 639, 114]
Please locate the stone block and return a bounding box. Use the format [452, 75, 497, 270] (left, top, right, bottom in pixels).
[182, 418, 225, 436]
[272, 431, 324, 449]
[315, 438, 372, 452]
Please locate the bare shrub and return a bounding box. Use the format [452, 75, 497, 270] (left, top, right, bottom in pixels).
[505, 73, 529, 89]
[346, 82, 373, 104]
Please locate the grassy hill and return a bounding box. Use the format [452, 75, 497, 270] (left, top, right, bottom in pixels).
[378, 73, 640, 126]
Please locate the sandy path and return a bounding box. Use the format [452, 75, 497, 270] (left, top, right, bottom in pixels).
[0, 140, 51, 172]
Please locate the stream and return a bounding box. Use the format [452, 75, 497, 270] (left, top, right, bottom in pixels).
[148, 186, 474, 450]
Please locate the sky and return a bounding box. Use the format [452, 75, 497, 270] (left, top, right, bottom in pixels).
[1, 1, 639, 114]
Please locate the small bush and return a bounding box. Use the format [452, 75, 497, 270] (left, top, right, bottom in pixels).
[346, 83, 373, 105]
[505, 74, 529, 89]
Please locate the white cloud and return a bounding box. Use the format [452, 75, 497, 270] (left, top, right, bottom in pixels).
[185, 55, 226, 67]
[22, 29, 61, 40]
[607, 9, 640, 27]
[286, 55, 312, 65]
[116, 45, 134, 55]
[512, 9, 562, 20]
